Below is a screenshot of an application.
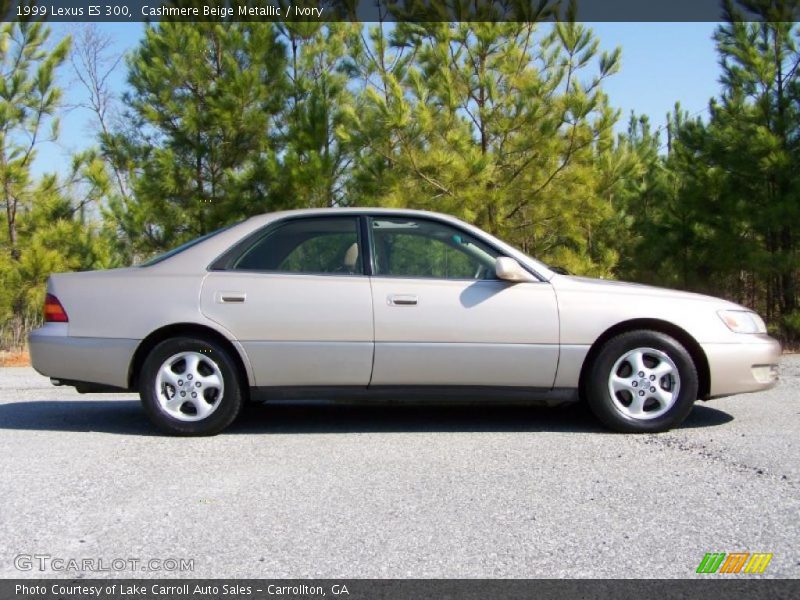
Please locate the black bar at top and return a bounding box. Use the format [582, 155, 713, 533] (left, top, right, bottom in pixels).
[3, 0, 800, 23]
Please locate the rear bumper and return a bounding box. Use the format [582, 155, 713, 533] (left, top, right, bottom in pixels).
[28, 324, 138, 390]
[701, 335, 781, 398]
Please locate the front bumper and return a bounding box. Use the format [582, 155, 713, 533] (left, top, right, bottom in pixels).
[701, 334, 781, 398]
[28, 323, 138, 390]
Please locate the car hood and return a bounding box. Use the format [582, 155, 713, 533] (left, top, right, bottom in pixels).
[550, 275, 745, 309]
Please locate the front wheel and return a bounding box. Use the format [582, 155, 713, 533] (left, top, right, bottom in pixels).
[585, 330, 698, 433]
[139, 336, 243, 436]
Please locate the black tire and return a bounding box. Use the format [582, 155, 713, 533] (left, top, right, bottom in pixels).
[585, 330, 698, 433]
[139, 336, 243, 436]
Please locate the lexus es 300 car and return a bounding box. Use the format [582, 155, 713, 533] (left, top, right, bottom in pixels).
[29, 209, 780, 435]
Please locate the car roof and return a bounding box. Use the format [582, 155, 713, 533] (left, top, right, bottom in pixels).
[241, 207, 467, 227]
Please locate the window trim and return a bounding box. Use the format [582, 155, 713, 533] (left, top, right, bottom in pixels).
[358, 215, 374, 276]
[208, 215, 366, 277]
[208, 211, 547, 282]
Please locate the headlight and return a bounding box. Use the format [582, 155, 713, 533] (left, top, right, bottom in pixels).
[717, 310, 767, 334]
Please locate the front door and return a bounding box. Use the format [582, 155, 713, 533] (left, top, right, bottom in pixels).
[367, 215, 559, 388]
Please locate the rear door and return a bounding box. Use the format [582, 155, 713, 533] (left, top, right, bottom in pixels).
[200, 216, 374, 387]
[367, 215, 559, 388]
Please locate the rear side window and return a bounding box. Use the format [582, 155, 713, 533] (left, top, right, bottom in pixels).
[232, 217, 363, 275]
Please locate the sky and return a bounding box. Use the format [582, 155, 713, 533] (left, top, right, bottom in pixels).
[33, 21, 722, 177]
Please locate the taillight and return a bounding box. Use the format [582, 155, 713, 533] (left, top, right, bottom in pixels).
[44, 293, 68, 323]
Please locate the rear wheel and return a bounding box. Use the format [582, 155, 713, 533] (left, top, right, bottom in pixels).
[139, 336, 243, 436]
[585, 330, 698, 433]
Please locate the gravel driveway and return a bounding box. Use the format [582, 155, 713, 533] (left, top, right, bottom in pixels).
[0, 358, 798, 578]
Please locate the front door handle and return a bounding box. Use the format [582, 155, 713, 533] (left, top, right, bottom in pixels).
[388, 294, 418, 306]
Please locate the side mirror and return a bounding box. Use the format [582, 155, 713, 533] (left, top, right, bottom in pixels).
[495, 257, 536, 283]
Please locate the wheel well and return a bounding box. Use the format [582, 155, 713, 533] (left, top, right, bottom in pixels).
[128, 323, 250, 394]
[578, 319, 710, 400]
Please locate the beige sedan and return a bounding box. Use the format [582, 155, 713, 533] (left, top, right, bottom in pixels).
[29, 208, 780, 435]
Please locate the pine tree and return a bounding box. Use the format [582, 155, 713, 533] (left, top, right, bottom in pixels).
[621, 1, 800, 340]
[707, 2, 800, 319]
[117, 22, 289, 255]
[344, 19, 628, 275]
[279, 22, 362, 208]
[0, 22, 70, 260]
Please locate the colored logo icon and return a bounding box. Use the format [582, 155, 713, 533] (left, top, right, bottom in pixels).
[696, 552, 773, 574]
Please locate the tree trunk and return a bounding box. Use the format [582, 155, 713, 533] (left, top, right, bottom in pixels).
[780, 225, 796, 314]
[3, 178, 19, 261]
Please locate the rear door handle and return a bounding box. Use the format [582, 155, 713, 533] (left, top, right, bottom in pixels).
[218, 292, 246, 304]
[388, 294, 418, 306]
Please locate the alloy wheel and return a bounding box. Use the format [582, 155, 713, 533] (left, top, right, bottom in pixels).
[154, 351, 225, 422]
[607, 347, 681, 420]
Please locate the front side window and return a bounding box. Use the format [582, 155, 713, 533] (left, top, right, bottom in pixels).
[233, 217, 363, 275]
[370, 217, 499, 280]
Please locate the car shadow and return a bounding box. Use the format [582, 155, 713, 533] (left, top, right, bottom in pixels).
[0, 398, 733, 436]
[458, 280, 509, 308]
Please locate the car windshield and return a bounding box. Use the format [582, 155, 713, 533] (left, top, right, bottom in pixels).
[139, 224, 237, 267]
